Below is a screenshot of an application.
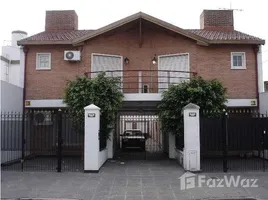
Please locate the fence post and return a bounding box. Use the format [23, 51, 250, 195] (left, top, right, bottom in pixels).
[84, 104, 100, 172]
[263, 130, 266, 172]
[21, 110, 26, 172]
[57, 109, 62, 172]
[182, 103, 200, 172]
[222, 111, 228, 172]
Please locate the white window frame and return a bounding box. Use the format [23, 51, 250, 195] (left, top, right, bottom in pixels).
[231, 52, 246, 69]
[36, 53, 51, 70]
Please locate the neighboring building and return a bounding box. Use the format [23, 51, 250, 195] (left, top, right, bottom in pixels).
[265, 81, 268, 92]
[260, 81, 268, 114]
[18, 10, 265, 110]
[1, 30, 27, 112]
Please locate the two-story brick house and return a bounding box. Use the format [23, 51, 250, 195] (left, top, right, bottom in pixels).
[18, 10, 265, 111]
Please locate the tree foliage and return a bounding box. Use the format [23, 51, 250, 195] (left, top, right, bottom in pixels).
[63, 73, 124, 138]
[158, 76, 227, 136]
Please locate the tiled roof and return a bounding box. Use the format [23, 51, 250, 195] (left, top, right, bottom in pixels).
[18, 12, 264, 45]
[19, 29, 264, 45]
[21, 30, 93, 42]
[186, 29, 264, 43]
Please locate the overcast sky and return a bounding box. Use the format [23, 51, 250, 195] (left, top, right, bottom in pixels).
[0, 0, 267, 81]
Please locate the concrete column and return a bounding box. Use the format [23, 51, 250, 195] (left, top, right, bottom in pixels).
[183, 103, 200, 172]
[169, 132, 175, 159]
[107, 130, 114, 159]
[84, 104, 100, 172]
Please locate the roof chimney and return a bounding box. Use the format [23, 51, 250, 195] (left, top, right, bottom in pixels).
[45, 10, 78, 31]
[200, 10, 234, 30]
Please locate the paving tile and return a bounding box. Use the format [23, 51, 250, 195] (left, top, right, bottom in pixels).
[110, 187, 127, 195]
[2, 160, 268, 200]
[126, 195, 143, 200]
[91, 194, 110, 200]
[158, 195, 176, 200]
[109, 195, 126, 200]
[126, 188, 142, 196]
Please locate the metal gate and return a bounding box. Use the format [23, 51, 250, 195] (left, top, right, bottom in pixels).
[200, 110, 268, 172]
[1, 109, 83, 172]
[114, 113, 168, 160]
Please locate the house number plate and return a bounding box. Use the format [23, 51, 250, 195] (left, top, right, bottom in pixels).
[88, 113, 96, 118]
[189, 112, 196, 117]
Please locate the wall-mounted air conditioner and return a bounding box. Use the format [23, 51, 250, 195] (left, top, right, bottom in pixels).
[34, 112, 53, 126]
[64, 51, 81, 61]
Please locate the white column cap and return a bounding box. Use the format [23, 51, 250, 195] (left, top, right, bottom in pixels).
[183, 103, 200, 111]
[84, 104, 100, 110]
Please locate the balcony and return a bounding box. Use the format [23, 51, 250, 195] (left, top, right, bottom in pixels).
[85, 70, 196, 101]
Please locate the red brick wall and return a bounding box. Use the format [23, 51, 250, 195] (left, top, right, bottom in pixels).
[200, 10, 234, 30]
[45, 10, 78, 31]
[25, 23, 257, 100]
[195, 45, 257, 98]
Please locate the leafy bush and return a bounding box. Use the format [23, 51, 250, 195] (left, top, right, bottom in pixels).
[63, 73, 124, 139]
[158, 76, 227, 136]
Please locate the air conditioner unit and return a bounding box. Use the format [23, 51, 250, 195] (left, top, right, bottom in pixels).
[34, 111, 53, 126]
[64, 51, 81, 61]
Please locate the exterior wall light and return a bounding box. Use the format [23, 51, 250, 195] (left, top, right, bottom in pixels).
[124, 57, 129, 64]
[152, 55, 157, 65]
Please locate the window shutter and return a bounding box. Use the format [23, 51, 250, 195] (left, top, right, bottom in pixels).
[158, 54, 189, 92]
[92, 55, 122, 78]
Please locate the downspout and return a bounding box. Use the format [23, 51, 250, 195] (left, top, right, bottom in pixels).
[21, 46, 28, 170]
[254, 45, 262, 109]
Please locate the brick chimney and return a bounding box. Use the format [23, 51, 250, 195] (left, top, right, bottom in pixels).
[200, 10, 234, 31]
[45, 10, 78, 31]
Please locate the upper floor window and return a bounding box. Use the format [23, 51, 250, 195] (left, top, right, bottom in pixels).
[231, 52, 246, 69]
[36, 53, 51, 70]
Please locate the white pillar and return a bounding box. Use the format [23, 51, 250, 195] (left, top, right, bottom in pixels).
[84, 104, 100, 172]
[169, 132, 175, 159]
[183, 103, 200, 172]
[107, 131, 114, 159]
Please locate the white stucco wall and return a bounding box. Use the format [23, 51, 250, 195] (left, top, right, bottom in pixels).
[98, 149, 108, 168]
[0, 80, 23, 112]
[260, 92, 268, 114]
[1, 31, 26, 88]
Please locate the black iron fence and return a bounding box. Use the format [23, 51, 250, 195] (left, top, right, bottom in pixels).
[85, 69, 197, 93]
[200, 109, 268, 172]
[1, 109, 84, 172]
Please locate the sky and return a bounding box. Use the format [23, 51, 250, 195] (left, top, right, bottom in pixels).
[0, 0, 267, 81]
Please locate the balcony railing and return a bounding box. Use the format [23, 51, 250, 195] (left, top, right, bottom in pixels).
[85, 70, 197, 93]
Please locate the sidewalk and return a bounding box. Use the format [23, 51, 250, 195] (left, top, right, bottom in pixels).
[1, 160, 268, 200]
